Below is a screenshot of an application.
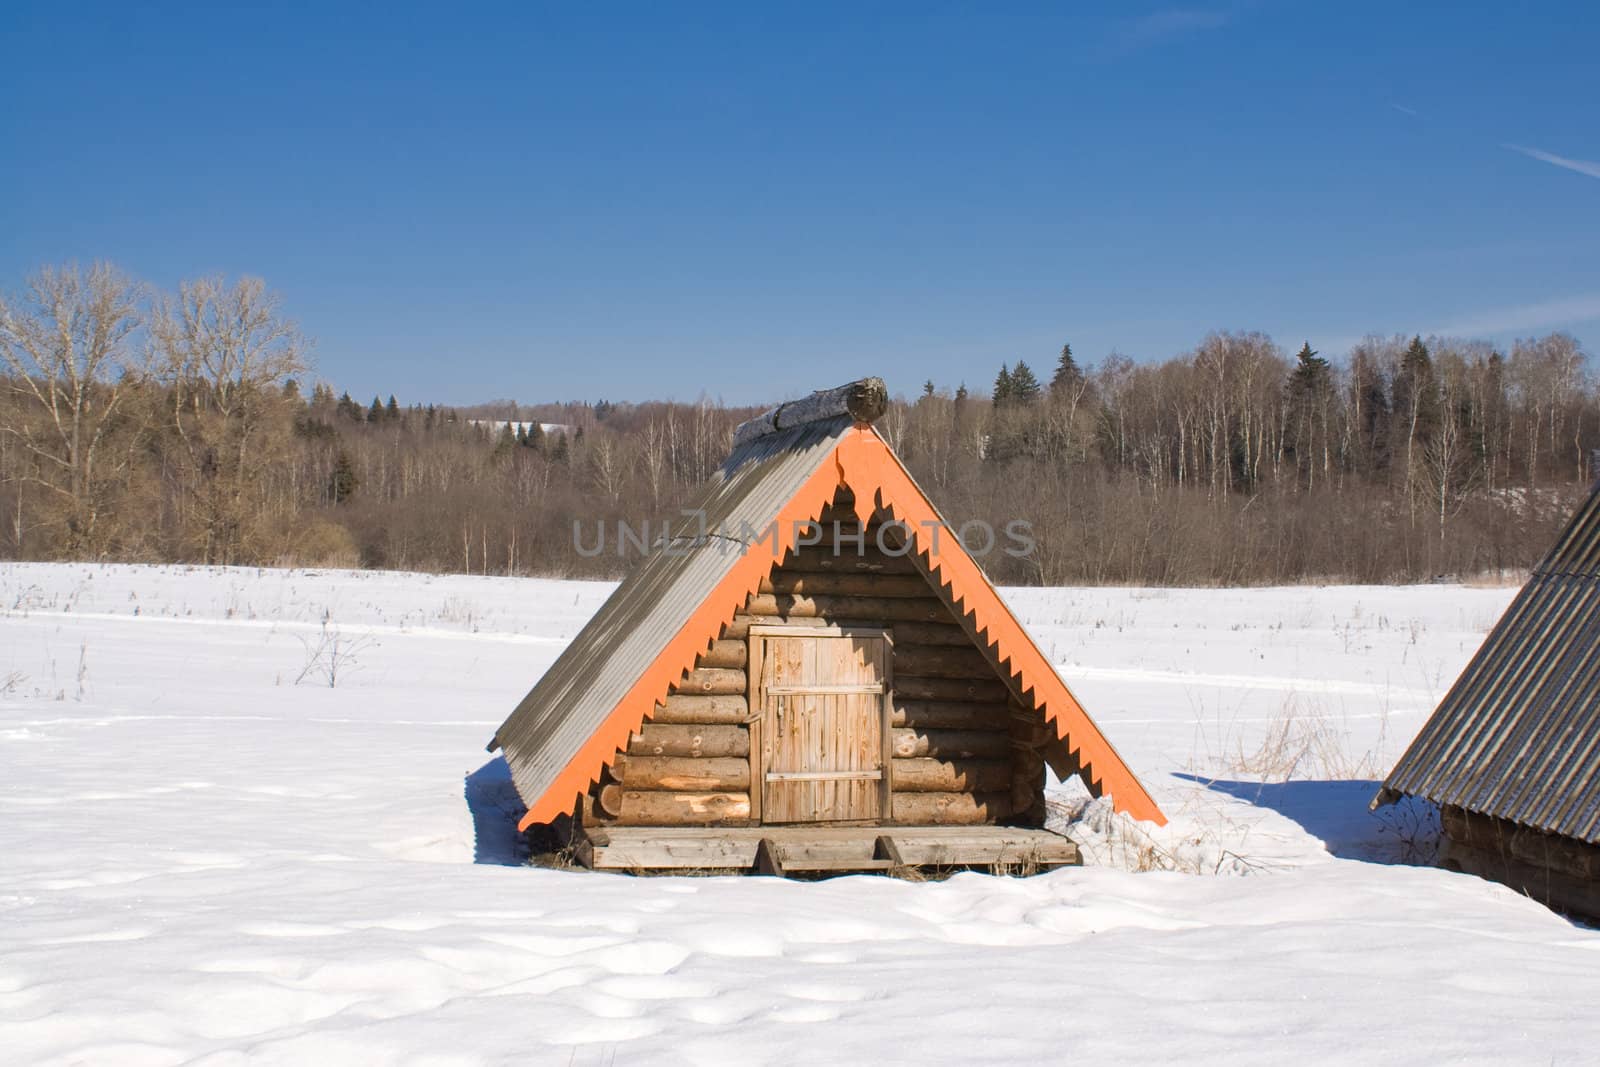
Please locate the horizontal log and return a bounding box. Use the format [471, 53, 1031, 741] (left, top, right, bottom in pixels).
[597, 783, 623, 818]
[892, 791, 1014, 825]
[613, 755, 751, 792]
[760, 572, 931, 599]
[615, 790, 752, 826]
[670, 667, 746, 696]
[696, 640, 747, 670]
[731, 377, 887, 449]
[745, 592, 955, 624]
[722, 613, 839, 640]
[719, 614, 755, 641]
[628, 724, 750, 759]
[891, 728, 1013, 761]
[890, 699, 1010, 731]
[895, 675, 1010, 703]
[894, 644, 995, 680]
[649, 693, 749, 725]
[891, 621, 973, 647]
[892, 757, 1012, 793]
[781, 546, 918, 575]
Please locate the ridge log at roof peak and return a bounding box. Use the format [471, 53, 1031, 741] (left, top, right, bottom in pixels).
[731, 377, 889, 449]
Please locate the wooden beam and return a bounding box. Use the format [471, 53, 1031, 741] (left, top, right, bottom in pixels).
[615, 790, 752, 825]
[890, 699, 1010, 731]
[649, 694, 750, 725]
[891, 757, 1012, 792]
[731, 377, 889, 449]
[744, 592, 957, 624]
[612, 754, 751, 791]
[627, 723, 750, 758]
[894, 675, 1010, 703]
[581, 824, 1079, 870]
[696, 640, 747, 670]
[670, 668, 746, 696]
[893, 644, 995, 680]
[891, 791, 1015, 824]
[890, 728, 1013, 760]
[760, 572, 931, 599]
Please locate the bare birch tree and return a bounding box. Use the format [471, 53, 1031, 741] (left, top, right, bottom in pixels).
[0, 263, 146, 553]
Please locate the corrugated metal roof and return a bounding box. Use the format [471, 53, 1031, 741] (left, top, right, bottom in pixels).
[1378, 484, 1600, 843]
[489, 414, 854, 818]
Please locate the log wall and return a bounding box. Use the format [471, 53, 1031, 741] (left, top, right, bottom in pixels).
[585, 488, 1047, 828]
[1441, 806, 1600, 921]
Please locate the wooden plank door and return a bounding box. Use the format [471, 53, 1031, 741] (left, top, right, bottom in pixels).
[751, 628, 889, 823]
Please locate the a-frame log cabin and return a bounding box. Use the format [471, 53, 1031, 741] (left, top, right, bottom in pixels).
[489, 378, 1163, 875]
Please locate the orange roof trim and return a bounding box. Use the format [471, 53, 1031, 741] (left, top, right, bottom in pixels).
[518, 423, 1165, 829]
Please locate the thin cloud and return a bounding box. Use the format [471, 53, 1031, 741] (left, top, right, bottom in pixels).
[1389, 103, 1419, 118]
[1111, 8, 1231, 53]
[1430, 293, 1600, 338]
[1318, 294, 1600, 355]
[1505, 144, 1600, 181]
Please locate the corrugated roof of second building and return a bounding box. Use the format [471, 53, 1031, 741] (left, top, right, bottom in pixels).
[1377, 483, 1600, 843]
[489, 413, 854, 820]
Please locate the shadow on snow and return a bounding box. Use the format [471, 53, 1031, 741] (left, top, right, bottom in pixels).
[1173, 772, 1437, 864]
[465, 756, 531, 866]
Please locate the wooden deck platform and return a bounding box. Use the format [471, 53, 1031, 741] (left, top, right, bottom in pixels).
[576, 825, 1080, 876]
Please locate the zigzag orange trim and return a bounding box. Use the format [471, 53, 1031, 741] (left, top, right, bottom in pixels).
[834, 427, 1166, 825]
[517, 446, 848, 829]
[518, 424, 1165, 829]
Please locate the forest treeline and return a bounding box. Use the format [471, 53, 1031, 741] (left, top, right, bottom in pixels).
[1, 262, 1595, 585]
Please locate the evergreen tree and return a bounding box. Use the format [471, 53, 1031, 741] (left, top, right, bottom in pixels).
[336, 391, 363, 421]
[953, 383, 969, 423]
[1286, 342, 1331, 400]
[329, 450, 358, 505]
[992, 365, 1014, 407]
[550, 432, 570, 464]
[1284, 343, 1333, 482]
[493, 422, 517, 459]
[516, 423, 529, 446]
[385, 394, 400, 421]
[1393, 335, 1440, 444]
[1009, 361, 1042, 405]
[367, 395, 384, 424]
[1050, 343, 1082, 395]
[524, 421, 546, 452]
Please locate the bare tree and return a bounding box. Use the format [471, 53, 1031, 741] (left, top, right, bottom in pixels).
[0, 263, 147, 554]
[151, 276, 309, 563]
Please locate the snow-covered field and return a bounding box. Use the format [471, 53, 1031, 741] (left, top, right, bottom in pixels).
[3, 563, 1597, 1064]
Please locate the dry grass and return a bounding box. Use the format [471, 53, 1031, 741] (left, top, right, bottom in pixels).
[1227, 697, 1385, 782]
[1049, 793, 1264, 876]
[988, 848, 1044, 878]
[1373, 798, 1443, 864]
[1187, 693, 1389, 784]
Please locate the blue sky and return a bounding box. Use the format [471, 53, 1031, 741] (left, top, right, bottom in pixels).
[3, 3, 1597, 405]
